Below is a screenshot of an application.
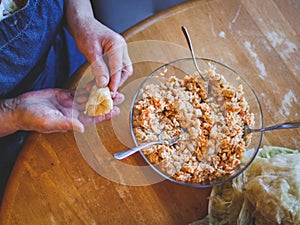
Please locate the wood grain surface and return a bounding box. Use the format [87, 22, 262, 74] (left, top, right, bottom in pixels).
[0, 0, 299, 224]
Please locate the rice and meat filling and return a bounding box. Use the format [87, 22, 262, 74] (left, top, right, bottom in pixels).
[133, 67, 255, 183]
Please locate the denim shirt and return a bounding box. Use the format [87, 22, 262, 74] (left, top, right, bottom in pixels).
[0, 0, 86, 165]
[0, 0, 66, 98]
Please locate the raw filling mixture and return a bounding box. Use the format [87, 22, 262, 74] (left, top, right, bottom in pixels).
[132, 65, 254, 183]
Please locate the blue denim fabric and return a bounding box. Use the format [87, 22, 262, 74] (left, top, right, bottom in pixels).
[0, 0, 86, 202]
[0, 0, 63, 97]
[0, 0, 86, 98]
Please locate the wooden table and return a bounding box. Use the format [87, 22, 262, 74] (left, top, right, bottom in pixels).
[1, 0, 299, 224]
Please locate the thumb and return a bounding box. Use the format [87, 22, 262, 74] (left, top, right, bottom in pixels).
[70, 118, 85, 133]
[91, 56, 110, 88]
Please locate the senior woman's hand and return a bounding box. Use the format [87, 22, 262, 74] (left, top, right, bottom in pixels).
[64, 0, 133, 96]
[0, 88, 124, 137]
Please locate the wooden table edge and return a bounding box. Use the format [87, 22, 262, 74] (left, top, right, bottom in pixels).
[0, 64, 92, 221]
[0, 0, 212, 222]
[122, 0, 209, 40]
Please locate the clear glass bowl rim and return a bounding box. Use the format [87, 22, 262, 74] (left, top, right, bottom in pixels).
[129, 57, 264, 188]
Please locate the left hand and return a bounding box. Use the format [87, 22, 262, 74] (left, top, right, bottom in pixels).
[14, 88, 124, 134]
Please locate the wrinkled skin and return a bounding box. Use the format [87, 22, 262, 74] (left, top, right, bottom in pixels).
[0, 0, 133, 137]
[14, 88, 125, 134]
[73, 18, 132, 96]
[65, 0, 133, 96]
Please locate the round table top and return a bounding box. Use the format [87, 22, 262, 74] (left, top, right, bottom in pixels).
[1, 0, 299, 224]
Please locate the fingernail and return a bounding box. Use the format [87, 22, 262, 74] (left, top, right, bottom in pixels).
[112, 90, 117, 98]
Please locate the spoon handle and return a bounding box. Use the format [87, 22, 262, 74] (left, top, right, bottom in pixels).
[114, 140, 163, 160]
[261, 121, 300, 132]
[181, 26, 204, 79]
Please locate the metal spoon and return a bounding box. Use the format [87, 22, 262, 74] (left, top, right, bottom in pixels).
[245, 121, 300, 133]
[114, 135, 180, 160]
[181, 26, 206, 82]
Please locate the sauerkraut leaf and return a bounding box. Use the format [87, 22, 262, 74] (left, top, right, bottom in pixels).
[191, 146, 300, 225]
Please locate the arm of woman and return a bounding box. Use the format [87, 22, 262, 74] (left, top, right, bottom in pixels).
[0, 90, 83, 137]
[0, 88, 125, 137]
[0, 98, 20, 137]
[64, 0, 133, 96]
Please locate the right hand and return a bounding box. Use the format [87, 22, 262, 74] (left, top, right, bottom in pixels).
[70, 18, 133, 96]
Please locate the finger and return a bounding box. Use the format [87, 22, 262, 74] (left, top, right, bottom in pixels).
[73, 88, 89, 111]
[112, 92, 125, 105]
[76, 103, 87, 112]
[122, 45, 133, 76]
[107, 45, 127, 96]
[92, 106, 120, 124]
[75, 92, 89, 105]
[79, 106, 120, 126]
[41, 117, 84, 133]
[119, 67, 133, 87]
[71, 118, 85, 133]
[113, 46, 132, 88]
[119, 45, 133, 86]
[56, 90, 73, 108]
[85, 79, 96, 92]
[91, 56, 110, 88]
[54, 118, 84, 133]
[75, 88, 87, 96]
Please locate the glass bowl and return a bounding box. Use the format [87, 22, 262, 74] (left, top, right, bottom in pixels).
[129, 58, 263, 188]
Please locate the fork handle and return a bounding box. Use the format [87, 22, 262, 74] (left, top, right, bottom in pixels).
[262, 121, 300, 132]
[114, 140, 163, 160]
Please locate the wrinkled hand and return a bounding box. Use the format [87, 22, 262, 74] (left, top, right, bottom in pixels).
[73, 18, 133, 96]
[14, 88, 124, 133]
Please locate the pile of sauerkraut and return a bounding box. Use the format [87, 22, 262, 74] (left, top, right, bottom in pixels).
[191, 146, 300, 225]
